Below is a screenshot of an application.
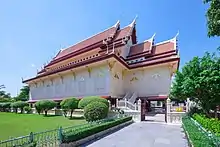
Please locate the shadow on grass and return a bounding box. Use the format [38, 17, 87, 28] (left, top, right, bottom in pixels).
[43, 114, 62, 117]
[68, 116, 85, 120]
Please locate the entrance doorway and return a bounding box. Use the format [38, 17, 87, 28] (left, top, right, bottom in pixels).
[140, 96, 167, 122]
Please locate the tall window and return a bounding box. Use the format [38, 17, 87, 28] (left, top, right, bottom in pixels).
[78, 76, 86, 93]
[94, 74, 105, 92]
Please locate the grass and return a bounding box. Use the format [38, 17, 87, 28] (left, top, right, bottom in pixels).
[0, 112, 86, 141]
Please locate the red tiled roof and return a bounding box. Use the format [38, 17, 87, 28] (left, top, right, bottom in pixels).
[54, 27, 117, 60]
[114, 26, 131, 40]
[128, 41, 152, 56]
[152, 41, 175, 54]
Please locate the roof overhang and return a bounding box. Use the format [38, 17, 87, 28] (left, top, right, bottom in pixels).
[23, 53, 179, 83]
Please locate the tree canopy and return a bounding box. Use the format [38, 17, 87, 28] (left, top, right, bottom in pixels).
[170, 49, 220, 115]
[204, 0, 220, 37]
[15, 86, 29, 101]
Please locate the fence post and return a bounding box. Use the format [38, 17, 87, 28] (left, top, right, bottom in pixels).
[58, 127, 63, 145]
[166, 98, 171, 123]
[125, 98, 127, 108]
[29, 132, 34, 143]
[108, 100, 111, 110]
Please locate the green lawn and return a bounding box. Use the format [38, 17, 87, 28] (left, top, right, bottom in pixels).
[0, 112, 86, 141]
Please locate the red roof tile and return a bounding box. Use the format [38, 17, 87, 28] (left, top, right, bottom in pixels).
[128, 41, 152, 56]
[54, 27, 118, 60]
[114, 26, 131, 40]
[152, 41, 175, 54]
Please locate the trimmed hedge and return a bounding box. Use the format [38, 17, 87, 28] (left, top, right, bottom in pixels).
[11, 101, 28, 113]
[62, 116, 132, 143]
[0, 102, 11, 112]
[78, 96, 109, 109]
[84, 102, 109, 122]
[193, 114, 220, 137]
[24, 106, 32, 113]
[35, 100, 56, 116]
[182, 116, 216, 147]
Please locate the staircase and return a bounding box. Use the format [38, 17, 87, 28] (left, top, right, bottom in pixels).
[117, 92, 138, 111]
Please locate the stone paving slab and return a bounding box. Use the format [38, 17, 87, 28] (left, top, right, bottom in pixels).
[82, 122, 188, 147]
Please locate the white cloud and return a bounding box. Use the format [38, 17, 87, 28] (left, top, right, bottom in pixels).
[31, 64, 35, 67]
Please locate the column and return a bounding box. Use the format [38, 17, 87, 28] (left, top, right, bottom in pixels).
[166, 98, 171, 123]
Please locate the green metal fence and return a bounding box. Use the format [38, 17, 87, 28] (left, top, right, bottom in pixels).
[0, 116, 121, 147]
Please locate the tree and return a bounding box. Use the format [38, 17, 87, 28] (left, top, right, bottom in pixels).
[60, 98, 79, 118]
[15, 86, 29, 101]
[11, 101, 29, 113]
[170, 50, 220, 116]
[35, 100, 56, 116]
[204, 0, 220, 37]
[0, 90, 11, 98]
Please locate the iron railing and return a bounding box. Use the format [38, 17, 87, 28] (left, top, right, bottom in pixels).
[0, 115, 122, 147]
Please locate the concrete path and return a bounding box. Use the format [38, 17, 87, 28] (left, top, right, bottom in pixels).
[82, 122, 188, 147]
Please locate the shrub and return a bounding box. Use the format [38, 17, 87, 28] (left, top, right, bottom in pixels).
[11, 101, 28, 113]
[35, 100, 56, 116]
[78, 96, 109, 109]
[193, 114, 220, 137]
[182, 116, 216, 147]
[0, 102, 11, 112]
[62, 116, 132, 143]
[84, 102, 108, 122]
[24, 106, 32, 114]
[60, 98, 79, 118]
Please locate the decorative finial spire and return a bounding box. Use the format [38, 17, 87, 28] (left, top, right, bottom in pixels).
[113, 20, 120, 28]
[144, 33, 156, 42]
[128, 15, 138, 27]
[174, 30, 179, 38]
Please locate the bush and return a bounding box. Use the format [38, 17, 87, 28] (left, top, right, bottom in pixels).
[35, 100, 56, 116]
[0, 102, 11, 112]
[84, 102, 108, 122]
[182, 116, 216, 147]
[24, 106, 32, 114]
[78, 96, 109, 109]
[11, 101, 28, 113]
[60, 98, 79, 118]
[62, 116, 132, 143]
[193, 114, 220, 137]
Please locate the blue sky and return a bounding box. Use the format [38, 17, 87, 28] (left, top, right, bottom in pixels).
[0, 0, 219, 96]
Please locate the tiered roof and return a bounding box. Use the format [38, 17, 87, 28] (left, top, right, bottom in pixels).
[23, 19, 179, 83]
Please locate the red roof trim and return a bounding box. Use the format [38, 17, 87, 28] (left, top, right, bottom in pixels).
[23, 53, 179, 83]
[123, 50, 176, 61]
[128, 52, 178, 65]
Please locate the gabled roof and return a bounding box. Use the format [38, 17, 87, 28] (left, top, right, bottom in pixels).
[128, 41, 152, 56]
[53, 21, 120, 60]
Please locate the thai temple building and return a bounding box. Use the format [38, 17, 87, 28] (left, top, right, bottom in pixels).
[22, 18, 180, 105]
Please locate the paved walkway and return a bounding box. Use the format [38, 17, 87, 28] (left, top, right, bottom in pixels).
[83, 122, 188, 147]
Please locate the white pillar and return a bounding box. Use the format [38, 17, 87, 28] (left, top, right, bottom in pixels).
[138, 99, 141, 111]
[135, 102, 138, 111]
[125, 98, 127, 108]
[108, 100, 111, 110]
[186, 98, 190, 112]
[166, 98, 171, 123]
[116, 98, 118, 108]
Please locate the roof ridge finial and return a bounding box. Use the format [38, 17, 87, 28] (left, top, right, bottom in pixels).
[129, 15, 138, 27]
[144, 33, 156, 42]
[113, 20, 120, 28]
[174, 30, 179, 39]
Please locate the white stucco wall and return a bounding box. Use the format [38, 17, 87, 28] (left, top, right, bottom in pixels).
[109, 63, 124, 97]
[29, 65, 110, 100]
[123, 65, 172, 97]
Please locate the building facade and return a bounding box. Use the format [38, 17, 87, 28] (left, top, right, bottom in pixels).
[23, 18, 180, 103]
